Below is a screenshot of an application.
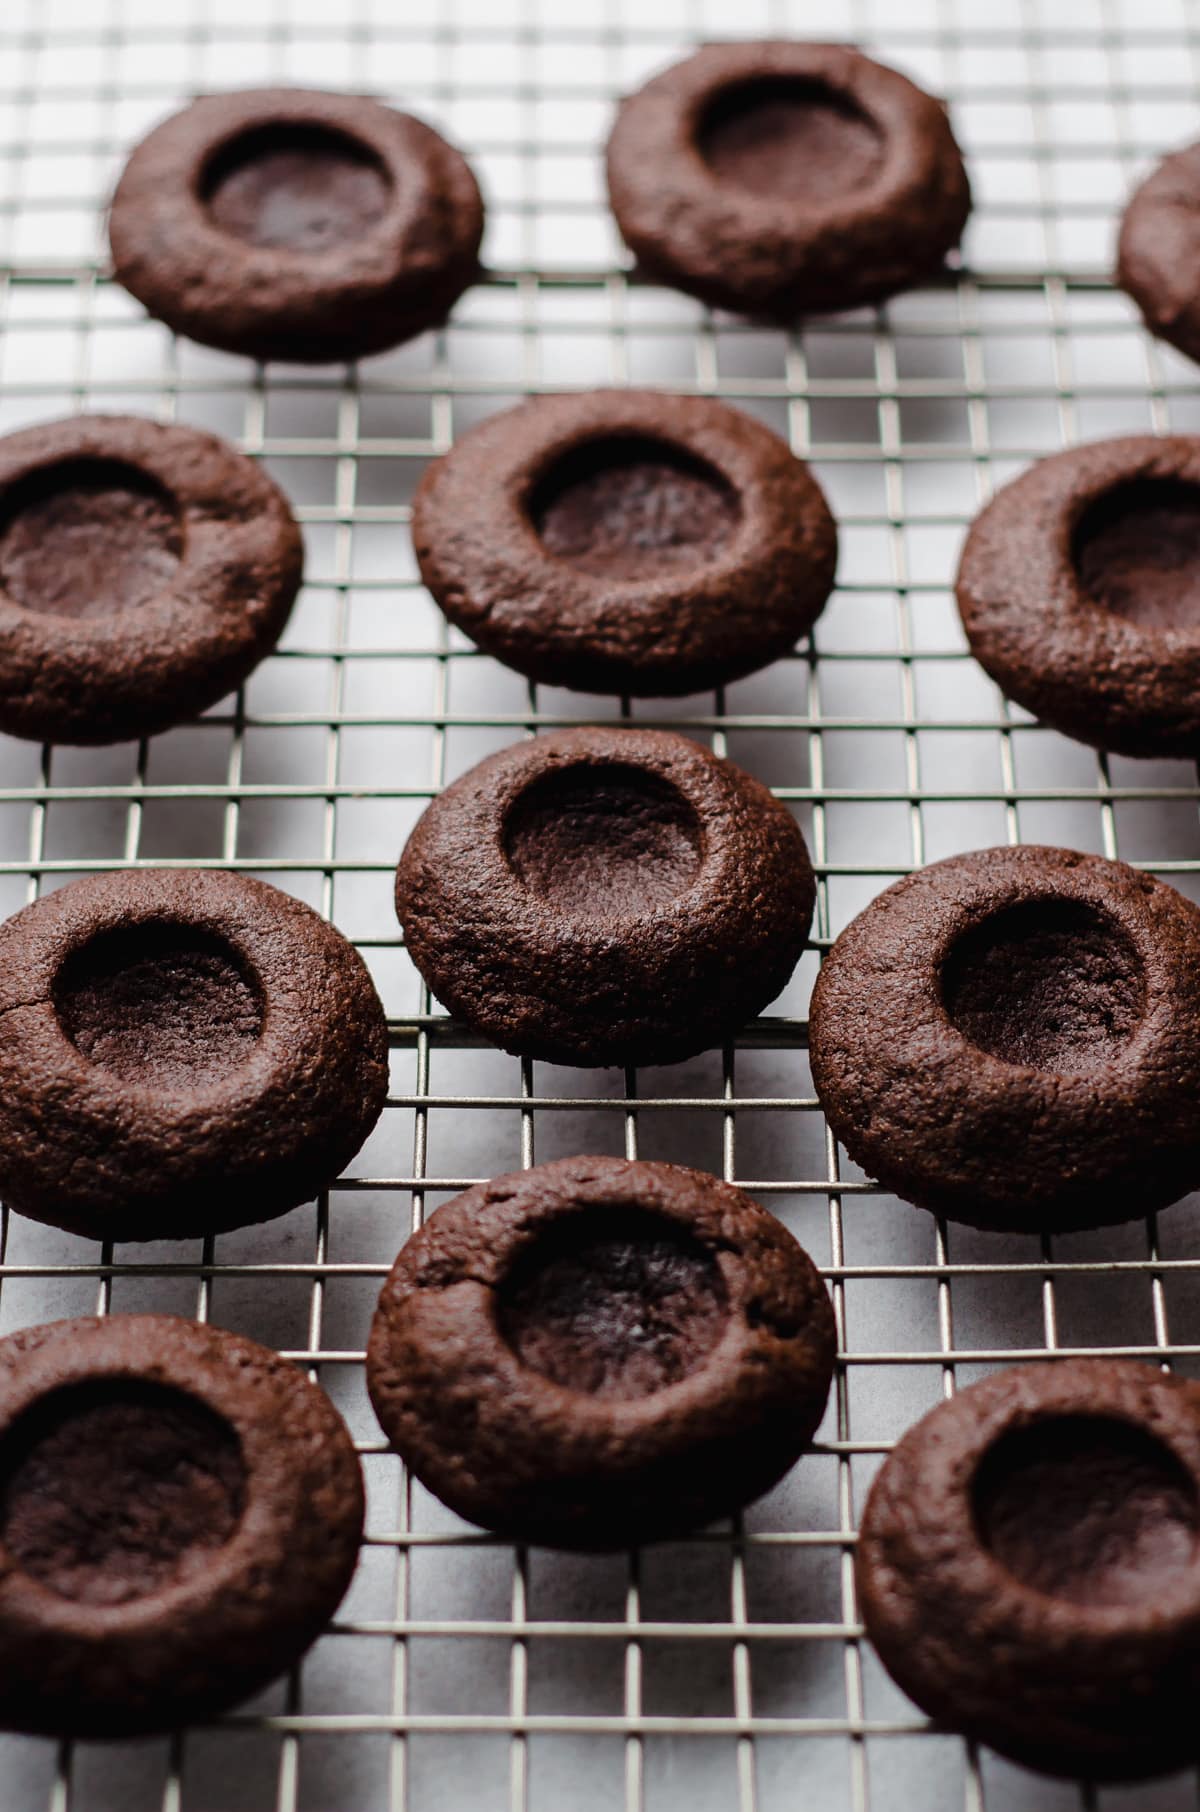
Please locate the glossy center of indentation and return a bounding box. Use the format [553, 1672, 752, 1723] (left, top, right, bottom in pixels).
[1074, 477, 1200, 630]
[499, 1208, 729, 1400]
[55, 922, 264, 1090]
[0, 1380, 245, 1606]
[0, 459, 182, 620]
[699, 76, 885, 202]
[974, 1414, 1199, 1608]
[204, 123, 391, 253]
[940, 897, 1145, 1074]
[532, 435, 740, 581]
[503, 762, 704, 918]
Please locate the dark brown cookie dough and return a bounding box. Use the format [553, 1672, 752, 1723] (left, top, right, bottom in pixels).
[606, 41, 970, 319]
[412, 388, 837, 696]
[808, 845, 1200, 1232]
[858, 1358, 1200, 1779]
[957, 434, 1200, 758]
[367, 1155, 835, 1549]
[0, 869, 389, 1241]
[395, 726, 815, 1067]
[1118, 142, 1200, 366]
[109, 87, 484, 363]
[0, 414, 301, 746]
[0, 1313, 362, 1737]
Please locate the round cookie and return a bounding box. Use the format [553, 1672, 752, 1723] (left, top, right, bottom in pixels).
[367, 1155, 835, 1549]
[0, 869, 389, 1241]
[0, 414, 301, 746]
[395, 726, 815, 1067]
[411, 388, 837, 696]
[808, 845, 1200, 1232]
[1118, 142, 1200, 366]
[109, 87, 484, 363]
[606, 40, 970, 318]
[0, 1313, 362, 1737]
[957, 434, 1200, 758]
[858, 1358, 1200, 1779]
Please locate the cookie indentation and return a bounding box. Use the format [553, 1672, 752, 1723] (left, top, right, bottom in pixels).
[499, 1208, 729, 1399]
[504, 763, 703, 917]
[974, 1414, 1198, 1608]
[699, 77, 884, 203]
[532, 435, 739, 581]
[0, 460, 182, 620]
[55, 923, 264, 1089]
[1074, 477, 1200, 630]
[0, 1380, 245, 1606]
[941, 898, 1145, 1073]
[204, 123, 391, 253]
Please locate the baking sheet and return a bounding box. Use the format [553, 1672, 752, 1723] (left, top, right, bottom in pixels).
[2, 0, 1200, 1806]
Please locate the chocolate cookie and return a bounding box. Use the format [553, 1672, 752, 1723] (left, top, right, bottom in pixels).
[109, 88, 484, 363]
[808, 845, 1200, 1231]
[0, 414, 301, 746]
[367, 1156, 835, 1549]
[957, 434, 1200, 758]
[395, 726, 815, 1067]
[1118, 143, 1200, 366]
[0, 1313, 362, 1737]
[0, 869, 389, 1241]
[606, 40, 970, 319]
[411, 389, 837, 696]
[858, 1358, 1200, 1779]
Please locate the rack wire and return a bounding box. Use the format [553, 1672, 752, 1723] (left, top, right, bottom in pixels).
[2, 0, 1200, 1807]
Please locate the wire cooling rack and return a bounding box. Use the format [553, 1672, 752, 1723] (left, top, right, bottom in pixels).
[3, 0, 1200, 1808]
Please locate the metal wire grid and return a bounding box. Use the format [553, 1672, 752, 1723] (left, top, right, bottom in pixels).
[1, 0, 1200, 1809]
